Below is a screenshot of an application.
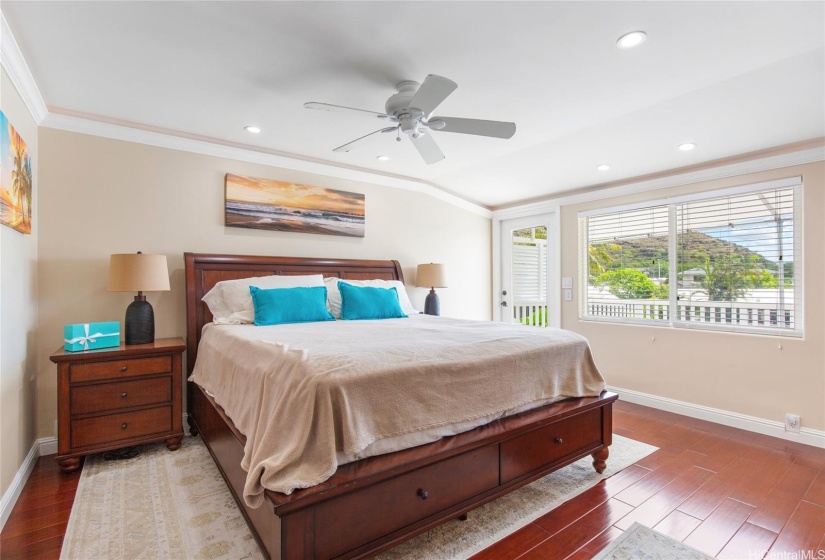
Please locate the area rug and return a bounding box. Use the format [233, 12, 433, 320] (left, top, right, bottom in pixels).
[592, 522, 715, 560]
[61, 435, 656, 560]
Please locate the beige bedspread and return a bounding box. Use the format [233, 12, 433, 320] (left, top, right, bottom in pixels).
[190, 315, 605, 507]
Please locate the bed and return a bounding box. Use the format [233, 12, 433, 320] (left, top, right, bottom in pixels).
[184, 252, 617, 560]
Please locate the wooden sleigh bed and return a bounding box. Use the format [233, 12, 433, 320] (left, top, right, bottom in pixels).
[184, 252, 617, 560]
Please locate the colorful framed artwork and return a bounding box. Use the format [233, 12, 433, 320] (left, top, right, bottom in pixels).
[225, 174, 365, 238]
[0, 110, 33, 234]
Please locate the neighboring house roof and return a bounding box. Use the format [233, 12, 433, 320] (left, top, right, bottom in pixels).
[680, 268, 707, 276]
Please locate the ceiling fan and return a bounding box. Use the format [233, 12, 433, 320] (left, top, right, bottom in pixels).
[304, 74, 516, 164]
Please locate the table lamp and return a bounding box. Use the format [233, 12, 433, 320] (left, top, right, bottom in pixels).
[108, 252, 170, 344]
[416, 263, 448, 316]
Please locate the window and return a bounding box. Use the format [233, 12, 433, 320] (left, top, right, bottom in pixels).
[579, 177, 802, 335]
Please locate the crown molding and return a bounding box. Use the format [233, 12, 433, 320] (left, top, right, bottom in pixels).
[492, 144, 825, 220]
[0, 12, 490, 218]
[39, 111, 492, 218]
[0, 11, 47, 123]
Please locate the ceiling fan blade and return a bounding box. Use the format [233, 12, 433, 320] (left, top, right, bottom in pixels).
[410, 132, 445, 165]
[304, 102, 389, 119]
[430, 117, 516, 139]
[409, 75, 458, 116]
[333, 127, 397, 153]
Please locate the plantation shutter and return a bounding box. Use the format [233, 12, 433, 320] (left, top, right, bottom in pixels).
[513, 242, 547, 301]
[674, 187, 796, 330]
[583, 205, 670, 323]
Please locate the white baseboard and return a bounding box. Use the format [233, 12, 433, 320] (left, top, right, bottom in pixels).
[38, 436, 58, 457]
[0, 437, 55, 533]
[608, 385, 825, 449]
[0, 419, 194, 534]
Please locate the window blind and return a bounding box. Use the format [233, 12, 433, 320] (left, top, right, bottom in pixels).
[583, 205, 670, 323]
[674, 187, 796, 329]
[579, 180, 802, 335]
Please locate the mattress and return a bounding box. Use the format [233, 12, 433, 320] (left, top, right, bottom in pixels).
[190, 315, 605, 507]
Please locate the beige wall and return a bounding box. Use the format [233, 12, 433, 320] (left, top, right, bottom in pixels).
[35, 128, 492, 439]
[0, 68, 39, 498]
[561, 161, 825, 431]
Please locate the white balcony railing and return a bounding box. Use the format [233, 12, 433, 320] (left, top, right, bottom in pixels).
[586, 298, 794, 328]
[513, 301, 549, 327]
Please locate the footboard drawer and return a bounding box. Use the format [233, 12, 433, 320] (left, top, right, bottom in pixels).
[313, 444, 499, 559]
[500, 407, 603, 484]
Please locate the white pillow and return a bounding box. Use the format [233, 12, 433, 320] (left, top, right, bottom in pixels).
[203, 274, 325, 324]
[324, 277, 418, 319]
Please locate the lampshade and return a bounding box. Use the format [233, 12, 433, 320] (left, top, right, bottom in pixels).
[108, 253, 171, 293]
[416, 263, 448, 289]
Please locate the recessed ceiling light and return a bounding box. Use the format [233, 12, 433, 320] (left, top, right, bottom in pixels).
[596, 164, 611, 171]
[617, 31, 647, 49]
[244, 126, 261, 134]
[678, 143, 697, 151]
[376, 155, 390, 161]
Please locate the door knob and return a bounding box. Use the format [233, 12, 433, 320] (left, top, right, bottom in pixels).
[501, 301, 508, 307]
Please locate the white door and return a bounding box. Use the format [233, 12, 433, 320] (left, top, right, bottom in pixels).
[498, 213, 558, 327]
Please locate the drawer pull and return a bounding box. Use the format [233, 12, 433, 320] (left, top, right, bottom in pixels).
[121, 423, 128, 430]
[120, 366, 128, 372]
[554, 437, 564, 444]
[121, 392, 128, 398]
[417, 489, 429, 501]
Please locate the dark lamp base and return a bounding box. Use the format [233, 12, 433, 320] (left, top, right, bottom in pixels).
[125, 295, 155, 345]
[424, 289, 440, 316]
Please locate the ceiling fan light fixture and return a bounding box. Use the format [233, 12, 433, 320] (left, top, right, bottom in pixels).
[304, 73, 515, 165]
[596, 164, 611, 171]
[617, 31, 647, 49]
[678, 142, 697, 151]
[244, 125, 261, 134]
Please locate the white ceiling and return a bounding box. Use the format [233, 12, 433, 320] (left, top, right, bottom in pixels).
[3, 1, 823, 208]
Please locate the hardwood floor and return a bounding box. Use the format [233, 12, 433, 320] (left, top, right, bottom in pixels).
[1, 401, 823, 559]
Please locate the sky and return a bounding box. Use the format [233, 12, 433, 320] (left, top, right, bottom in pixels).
[225, 173, 364, 216]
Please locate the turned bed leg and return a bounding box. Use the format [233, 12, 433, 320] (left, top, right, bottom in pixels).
[57, 457, 82, 474]
[187, 414, 199, 437]
[591, 447, 609, 474]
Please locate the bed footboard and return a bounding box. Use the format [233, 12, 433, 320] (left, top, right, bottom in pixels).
[191, 384, 615, 560]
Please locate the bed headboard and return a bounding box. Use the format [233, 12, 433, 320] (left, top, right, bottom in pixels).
[184, 253, 404, 374]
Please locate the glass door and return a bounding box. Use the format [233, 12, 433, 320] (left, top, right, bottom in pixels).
[499, 214, 555, 327]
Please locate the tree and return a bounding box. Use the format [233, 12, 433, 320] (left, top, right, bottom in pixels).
[588, 243, 620, 276]
[595, 269, 656, 299]
[23, 156, 32, 221]
[699, 256, 751, 301]
[746, 269, 778, 289]
[10, 129, 27, 220]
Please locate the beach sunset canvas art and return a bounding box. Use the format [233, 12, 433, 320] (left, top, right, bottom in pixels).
[0, 110, 33, 234]
[225, 174, 365, 237]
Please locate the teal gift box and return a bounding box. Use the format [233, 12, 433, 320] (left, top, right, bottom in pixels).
[63, 322, 121, 352]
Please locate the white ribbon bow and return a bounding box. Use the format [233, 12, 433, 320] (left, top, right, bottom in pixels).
[64, 323, 120, 350]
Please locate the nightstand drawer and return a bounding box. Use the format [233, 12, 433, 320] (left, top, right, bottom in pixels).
[71, 406, 172, 449]
[71, 377, 172, 416]
[70, 356, 172, 383]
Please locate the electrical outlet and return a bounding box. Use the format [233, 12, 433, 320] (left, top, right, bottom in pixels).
[564, 289, 573, 301]
[785, 413, 801, 433]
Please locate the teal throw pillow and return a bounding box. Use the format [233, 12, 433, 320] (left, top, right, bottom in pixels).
[249, 286, 335, 326]
[339, 282, 408, 320]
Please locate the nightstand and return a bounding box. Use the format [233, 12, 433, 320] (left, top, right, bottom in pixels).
[50, 337, 186, 473]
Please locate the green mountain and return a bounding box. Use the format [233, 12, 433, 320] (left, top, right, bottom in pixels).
[592, 231, 779, 274]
